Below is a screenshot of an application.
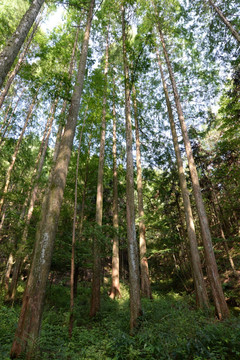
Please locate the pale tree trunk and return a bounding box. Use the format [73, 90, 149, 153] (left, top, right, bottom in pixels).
[109, 75, 121, 299]
[10, 2, 95, 358]
[156, 50, 209, 308]
[2, 253, 14, 291]
[0, 88, 25, 147]
[132, 84, 152, 299]
[207, 0, 240, 43]
[90, 26, 109, 317]
[0, 17, 41, 109]
[121, 4, 142, 332]
[156, 17, 229, 319]
[7, 105, 55, 302]
[0, 88, 39, 219]
[0, 0, 45, 87]
[69, 106, 87, 337]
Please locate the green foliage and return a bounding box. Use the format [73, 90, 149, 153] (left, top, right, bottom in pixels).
[1, 286, 240, 359]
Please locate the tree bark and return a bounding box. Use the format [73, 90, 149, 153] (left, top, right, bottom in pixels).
[121, 4, 142, 332]
[0, 17, 41, 109]
[10, 2, 95, 358]
[6, 103, 56, 302]
[69, 107, 87, 337]
[0, 0, 45, 88]
[156, 17, 229, 319]
[207, 0, 240, 43]
[156, 50, 209, 308]
[132, 83, 152, 299]
[109, 75, 121, 300]
[90, 26, 109, 317]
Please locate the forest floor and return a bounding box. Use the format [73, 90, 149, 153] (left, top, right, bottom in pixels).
[0, 281, 240, 360]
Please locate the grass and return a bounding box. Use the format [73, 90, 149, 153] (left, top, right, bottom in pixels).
[0, 283, 240, 359]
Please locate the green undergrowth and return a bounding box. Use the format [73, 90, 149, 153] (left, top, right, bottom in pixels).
[0, 284, 240, 359]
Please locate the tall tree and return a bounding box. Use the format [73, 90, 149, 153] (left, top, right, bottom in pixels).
[0, 88, 39, 218]
[0, 15, 41, 109]
[0, 0, 45, 87]
[90, 25, 109, 317]
[156, 49, 209, 308]
[69, 108, 86, 337]
[132, 83, 152, 299]
[10, 1, 95, 357]
[206, 0, 240, 43]
[155, 8, 229, 319]
[121, 3, 142, 332]
[109, 74, 121, 299]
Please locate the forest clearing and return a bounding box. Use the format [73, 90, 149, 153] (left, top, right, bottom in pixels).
[0, 0, 239, 359]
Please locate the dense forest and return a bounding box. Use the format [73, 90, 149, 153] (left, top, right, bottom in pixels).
[0, 0, 239, 359]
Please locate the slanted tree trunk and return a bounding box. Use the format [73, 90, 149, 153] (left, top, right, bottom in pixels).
[10, 2, 95, 358]
[0, 88, 25, 147]
[156, 50, 209, 308]
[0, 0, 45, 88]
[90, 26, 109, 318]
[156, 17, 229, 319]
[7, 101, 56, 302]
[121, 4, 142, 332]
[109, 75, 121, 299]
[0, 17, 41, 109]
[0, 88, 39, 218]
[207, 0, 240, 43]
[69, 107, 87, 337]
[132, 83, 152, 299]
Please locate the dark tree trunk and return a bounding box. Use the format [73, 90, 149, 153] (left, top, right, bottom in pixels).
[0, 0, 45, 87]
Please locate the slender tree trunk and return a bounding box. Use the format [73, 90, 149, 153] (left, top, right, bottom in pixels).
[0, 0, 45, 87]
[156, 17, 229, 319]
[7, 105, 56, 302]
[207, 0, 240, 43]
[0, 89, 39, 218]
[0, 17, 41, 109]
[0, 99, 13, 132]
[109, 75, 121, 299]
[132, 84, 152, 299]
[121, 4, 142, 332]
[210, 189, 238, 276]
[7, 100, 58, 302]
[156, 50, 208, 308]
[10, 2, 95, 358]
[90, 26, 109, 317]
[69, 107, 87, 337]
[0, 88, 25, 146]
